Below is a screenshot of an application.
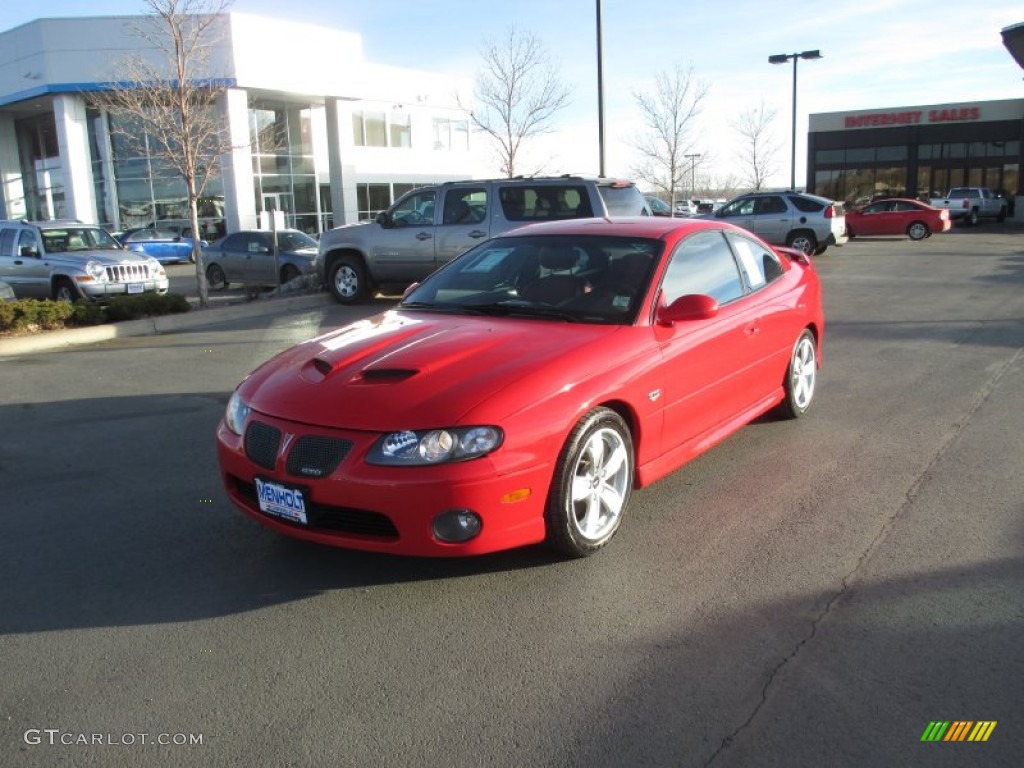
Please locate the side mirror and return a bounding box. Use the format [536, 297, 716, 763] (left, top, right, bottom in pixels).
[376, 211, 391, 227]
[657, 293, 719, 324]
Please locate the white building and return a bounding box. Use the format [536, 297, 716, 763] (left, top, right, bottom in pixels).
[0, 13, 476, 237]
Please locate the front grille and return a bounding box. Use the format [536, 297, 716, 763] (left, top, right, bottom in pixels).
[231, 476, 399, 540]
[286, 436, 352, 478]
[105, 263, 152, 283]
[245, 421, 281, 470]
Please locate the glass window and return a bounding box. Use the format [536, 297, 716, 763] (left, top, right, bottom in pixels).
[788, 195, 823, 213]
[390, 112, 411, 148]
[0, 228, 16, 257]
[726, 232, 783, 289]
[718, 197, 756, 217]
[756, 196, 787, 215]
[356, 183, 392, 222]
[845, 147, 874, 163]
[662, 230, 744, 305]
[364, 112, 386, 147]
[390, 190, 436, 227]
[352, 112, 365, 146]
[876, 146, 907, 162]
[442, 188, 487, 225]
[815, 149, 845, 164]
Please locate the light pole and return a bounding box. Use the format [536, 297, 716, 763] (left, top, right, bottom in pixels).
[684, 153, 701, 202]
[596, 0, 606, 176]
[769, 49, 822, 191]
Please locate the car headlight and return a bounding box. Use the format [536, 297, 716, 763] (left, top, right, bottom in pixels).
[85, 261, 107, 282]
[224, 391, 251, 435]
[147, 258, 166, 276]
[367, 426, 503, 465]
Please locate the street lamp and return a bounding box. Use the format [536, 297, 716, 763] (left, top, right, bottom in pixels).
[684, 153, 701, 201]
[769, 49, 822, 191]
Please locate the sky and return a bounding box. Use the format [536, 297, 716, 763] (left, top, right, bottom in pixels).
[8, 0, 1024, 191]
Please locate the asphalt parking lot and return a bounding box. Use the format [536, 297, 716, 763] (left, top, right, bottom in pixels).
[0, 225, 1022, 767]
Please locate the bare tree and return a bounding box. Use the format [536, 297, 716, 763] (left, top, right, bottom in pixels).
[732, 99, 779, 191]
[462, 26, 571, 178]
[90, 0, 235, 307]
[629, 64, 708, 210]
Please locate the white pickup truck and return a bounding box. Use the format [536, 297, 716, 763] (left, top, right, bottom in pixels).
[929, 187, 1007, 226]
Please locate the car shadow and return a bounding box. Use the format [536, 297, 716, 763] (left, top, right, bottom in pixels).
[0, 393, 560, 636]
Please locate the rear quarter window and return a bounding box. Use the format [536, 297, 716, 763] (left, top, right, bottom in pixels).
[598, 185, 648, 216]
[788, 196, 824, 213]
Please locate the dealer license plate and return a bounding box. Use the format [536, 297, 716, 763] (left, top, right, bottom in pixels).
[127, 283, 144, 294]
[255, 478, 308, 524]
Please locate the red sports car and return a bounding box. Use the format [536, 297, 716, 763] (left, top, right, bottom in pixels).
[216, 218, 824, 557]
[846, 198, 951, 240]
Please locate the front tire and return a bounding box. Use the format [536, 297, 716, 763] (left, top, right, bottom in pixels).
[907, 221, 929, 241]
[328, 256, 369, 304]
[280, 264, 300, 285]
[53, 277, 79, 302]
[778, 330, 817, 419]
[544, 408, 633, 558]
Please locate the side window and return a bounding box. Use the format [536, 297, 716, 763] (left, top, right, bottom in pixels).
[718, 198, 756, 218]
[221, 234, 244, 251]
[726, 232, 783, 290]
[0, 228, 16, 257]
[442, 187, 487, 225]
[788, 195, 824, 213]
[390, 190, 436, 227]
[662, 230, 745, 306]
[755, 196, 788, 215]
[248, 234, 270, 253]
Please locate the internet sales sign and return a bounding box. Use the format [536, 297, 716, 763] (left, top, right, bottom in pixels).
[844, 106, 981, 129]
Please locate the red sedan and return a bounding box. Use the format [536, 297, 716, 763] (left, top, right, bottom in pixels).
[846, 198, 951, 240]
[216, 218, 824, 557]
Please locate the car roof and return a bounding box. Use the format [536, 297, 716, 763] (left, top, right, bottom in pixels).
[495, 216, 738, 239]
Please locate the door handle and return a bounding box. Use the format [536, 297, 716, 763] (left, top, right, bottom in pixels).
[14, 260, 23, 265]
[744, 321, 760, 336]
[468, 230, 487, 238]
[416, 232, 433, 241]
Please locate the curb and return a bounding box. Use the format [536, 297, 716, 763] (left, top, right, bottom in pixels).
[0, 292, 332, 357]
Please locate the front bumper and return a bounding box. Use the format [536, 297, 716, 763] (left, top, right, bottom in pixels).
[78, 277, 169, 299]
[215, 414, 552, 557]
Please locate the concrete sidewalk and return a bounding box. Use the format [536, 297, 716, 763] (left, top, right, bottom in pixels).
[0, 290, 331, 357]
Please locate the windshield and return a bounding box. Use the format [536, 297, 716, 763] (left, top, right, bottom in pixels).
[41, 227, 121, 253]
[400, 235, 661, 325]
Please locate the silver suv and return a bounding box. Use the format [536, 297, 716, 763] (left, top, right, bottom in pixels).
[0, 220, 169, 301]
[704, 192, 848, 255]
[317, 176, 650, 303]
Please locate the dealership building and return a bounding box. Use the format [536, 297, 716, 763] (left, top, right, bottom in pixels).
[0, 13, 476, 237]
[807, 98, 1024, 210]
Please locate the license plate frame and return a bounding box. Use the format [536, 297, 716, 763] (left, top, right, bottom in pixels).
[255, 477, 308, 525]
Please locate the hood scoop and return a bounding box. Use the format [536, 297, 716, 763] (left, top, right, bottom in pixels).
[359, 368, 419, 383]
[302, 355, 420, 384]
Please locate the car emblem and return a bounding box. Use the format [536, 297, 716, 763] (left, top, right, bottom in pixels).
[648, 389, 662, 402]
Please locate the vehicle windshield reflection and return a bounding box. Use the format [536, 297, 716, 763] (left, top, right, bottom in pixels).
[400, 235, 660, 325]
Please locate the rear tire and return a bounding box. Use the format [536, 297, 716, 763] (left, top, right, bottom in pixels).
[786, 231, 818, 256]
[544, 408, 633, 558]
[967, 208, 979, 227]
[996, 207, 1006, 223]
[206, 263, 228, 291]
[777, 330, 817, 419]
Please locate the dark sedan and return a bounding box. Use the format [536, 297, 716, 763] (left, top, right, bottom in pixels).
[204, 230, 318, 289]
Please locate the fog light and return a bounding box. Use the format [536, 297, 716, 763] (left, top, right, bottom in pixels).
[432, 509, 482, 543]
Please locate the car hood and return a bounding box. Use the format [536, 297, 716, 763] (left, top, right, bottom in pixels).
[52, 249, 155, 265]
[240, 310, 623, 431]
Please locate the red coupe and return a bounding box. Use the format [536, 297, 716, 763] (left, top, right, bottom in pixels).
[846, 198, 951, 240]
[216, 218, 824, 557]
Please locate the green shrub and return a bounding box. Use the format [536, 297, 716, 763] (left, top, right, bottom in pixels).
[0, 292, 189, 333]
[103, 292, 191, 322]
